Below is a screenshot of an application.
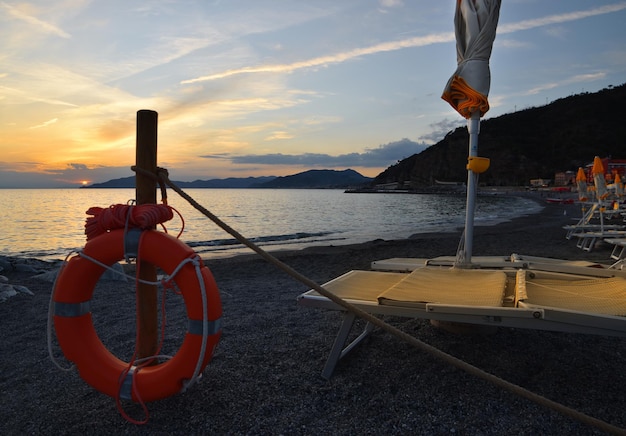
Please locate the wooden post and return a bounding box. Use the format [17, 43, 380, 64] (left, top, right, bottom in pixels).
[135, 110, 159, 360]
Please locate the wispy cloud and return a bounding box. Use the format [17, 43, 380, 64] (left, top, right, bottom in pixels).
[498, 2, 626, 34]
[524, 72, 607, 96]
[265, 131, 294, 141]
[0, 2, 71, 38]
[181, 32, 453, 84]
[379, 0, 403, 7]
[29, 118, 58, 129]
[0, 85, 79, 107]
[182, 2, 626, 85]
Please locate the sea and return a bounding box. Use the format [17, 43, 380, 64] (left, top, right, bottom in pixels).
[0, 188, 543, 261]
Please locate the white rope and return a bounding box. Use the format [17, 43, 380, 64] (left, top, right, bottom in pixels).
[133, 354, 173, 364]
[181, 255, 209, 392]
[46, 253, 75, 371]
[76, 251, 154, 284]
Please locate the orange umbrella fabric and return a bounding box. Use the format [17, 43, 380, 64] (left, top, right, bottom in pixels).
[592, 156, 609, 200]
[442, 0, 501, 119]
[614, 173, 623, 198]
[576, 167, 588, 202]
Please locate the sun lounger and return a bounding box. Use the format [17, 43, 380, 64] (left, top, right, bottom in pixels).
[370, 257, 428, 272]
[298, 256, 626, 378]
[564, 224, 626, 240]
[370, 256, 516, 271]
[605, 238, 626, 260]
[571, 230, 626, 251]
[371, 255, 607, 272]
[605, 238, 626, 269]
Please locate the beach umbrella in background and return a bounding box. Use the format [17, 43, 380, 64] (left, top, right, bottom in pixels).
[614, 173, 624, 199]
[442, 0, 501, 265]
[576, 167, 589, 202]
[591, 156, 610, 232]
[592, 156, 609, 201]
[613, 173, 624, 200]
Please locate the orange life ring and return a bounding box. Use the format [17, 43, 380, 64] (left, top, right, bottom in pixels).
[53, 229, 222, 403]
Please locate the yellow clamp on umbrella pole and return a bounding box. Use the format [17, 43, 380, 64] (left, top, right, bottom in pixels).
[467, 156, 490, 174]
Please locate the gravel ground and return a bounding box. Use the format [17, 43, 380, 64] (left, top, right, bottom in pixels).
[1, 198, 625, 435]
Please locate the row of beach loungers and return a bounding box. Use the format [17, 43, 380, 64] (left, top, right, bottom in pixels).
[563, 201, 626, 267]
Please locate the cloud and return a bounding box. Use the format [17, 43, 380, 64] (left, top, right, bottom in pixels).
[379, 0, 404, 10]
[201, 138, 428, 168]
[0, 84, 79, 108]
[67, 163, 88, 170]
[420, 119, 465, 143]
[181, 32, 453, 84]
[96, 118, 135, 142]
[524, 72, 606, 95]
[29, 118, 58, 129]
[0, 169, 67, 188]
[498, 3, 626, 35]
[0, 2, 71, 38]
[181, 2, 626, 85]
[264, 131, 294, 141]
[0, 161, 132, 188]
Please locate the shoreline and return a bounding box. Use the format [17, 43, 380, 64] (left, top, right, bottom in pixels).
[1, 199, 624, 434]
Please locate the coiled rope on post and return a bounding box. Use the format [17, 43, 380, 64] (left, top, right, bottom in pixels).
[85, 203, 177, 240]
[131, 165, 626, 435]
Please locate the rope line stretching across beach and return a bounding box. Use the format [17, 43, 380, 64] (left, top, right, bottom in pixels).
[131, 165, 626, 435]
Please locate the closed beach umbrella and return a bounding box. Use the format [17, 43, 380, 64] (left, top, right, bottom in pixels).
[442, 0, 501, 264]
[592, 156, 608, 200]
[614, 173, 624, 198]
[576, 167, 588, 202]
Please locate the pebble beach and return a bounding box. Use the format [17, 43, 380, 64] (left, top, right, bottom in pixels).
[1, 198, 625, 435]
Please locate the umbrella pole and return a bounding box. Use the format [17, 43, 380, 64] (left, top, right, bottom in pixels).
[599, 200, 605, 233]
[462, 111, 481, 265]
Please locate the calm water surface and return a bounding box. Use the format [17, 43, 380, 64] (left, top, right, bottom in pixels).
[0, 188, 542, 260]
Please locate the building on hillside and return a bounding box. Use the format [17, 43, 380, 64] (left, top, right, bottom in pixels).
[579, 158, 626, 183]
[530, 178, 551, 187]
[554, 170, 576, 186]
[607, 158, 626, 181]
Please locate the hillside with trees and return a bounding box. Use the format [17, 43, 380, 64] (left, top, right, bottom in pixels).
[373, 83, 626, 188]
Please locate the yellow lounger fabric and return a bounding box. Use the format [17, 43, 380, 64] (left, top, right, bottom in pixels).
[314, 270, 407, 301]
[378, 268, 507, 307]
[525, 277, 626, 316]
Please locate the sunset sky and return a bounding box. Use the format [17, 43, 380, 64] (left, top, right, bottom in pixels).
[1, 0, 625, 188]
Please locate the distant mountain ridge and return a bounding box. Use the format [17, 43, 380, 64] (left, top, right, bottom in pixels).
[86, 169, 372, 189]
[257, 169, 371, 188]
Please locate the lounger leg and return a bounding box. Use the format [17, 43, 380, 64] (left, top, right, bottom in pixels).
[610, 258, 625, 270]
[583, 237, 597, 252]
[321, 312, 375, 379]
[610, 244, 626, 261]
